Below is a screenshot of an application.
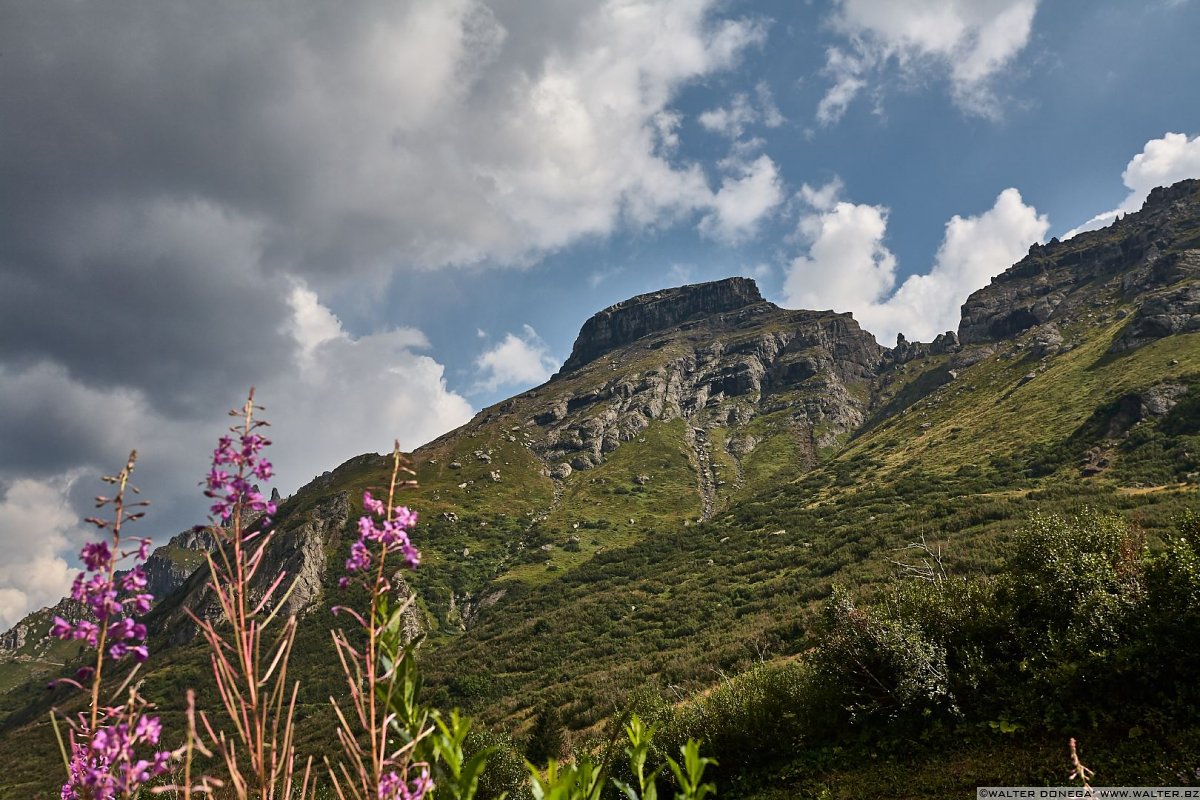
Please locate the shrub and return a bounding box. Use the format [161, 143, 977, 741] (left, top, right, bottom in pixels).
[810, 588, 953, 725]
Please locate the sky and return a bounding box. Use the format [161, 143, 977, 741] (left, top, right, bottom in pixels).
[3, 0, 1200, 628]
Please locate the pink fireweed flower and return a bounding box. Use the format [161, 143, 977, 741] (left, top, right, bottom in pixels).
[80, 541, 112, 572]
[358, 515, 380, 542]
[345, 540, 371, 573]
[378, 767, 432, 800]
[71, 620, 100, 647]
[392, 506, 418, 530]
[120, 568, 146, 593]
[362, 491, 386, 516]
[341, 491, 422, 585]
[252, 459, 273, 481]
[240, 432, 269, 457]
[128, 593, 154, 615]
[134, 715, 162, 744]
[57, 452, 170, 800]
[204, 427, 276, 525]
[213, 435, 236, 464]
[205, 467, 229, 489]
[62, 713, 172, 799]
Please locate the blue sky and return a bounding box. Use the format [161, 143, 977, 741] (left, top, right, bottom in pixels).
[374, 0, 1200, 407]
[2, 0, 1200, 626]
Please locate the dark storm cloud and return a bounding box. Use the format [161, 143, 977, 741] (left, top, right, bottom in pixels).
[0, 0, 769, 625]
[0, 0, 766, 452]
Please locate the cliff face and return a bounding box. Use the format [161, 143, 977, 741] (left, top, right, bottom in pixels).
[559, 277, 764, 374]
[140, 527, 218, 600]
[959, 179, 1200, 347]
[151, 491, 348, 645]
[532, 306, 883, 475]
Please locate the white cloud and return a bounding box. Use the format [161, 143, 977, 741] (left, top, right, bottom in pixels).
[782, 181, 1048, 344]
[286, 282, 347, 364]
[816, 48, 873, 126]
[667, 263, 696, 285]
[699, 155, 785, 244]
[698, 82, 785, 139]
[271, 283, 474, 488]
[474, 326, 560, 393]
[783, 191, 897, 312]
[652, 111, 683, 154]
[0, 476, 87, 630]
[817, 0, 1039, 123]
[1065, 132, 1200, 237]
[2, 0, 768, 278]
[798, 177, 846, 212]
[699, 94, 759, 139]
[756, 82, 786, 128]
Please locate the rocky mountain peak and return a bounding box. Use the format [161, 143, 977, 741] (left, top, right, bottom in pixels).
[1142, 178, 1200, 211]
[958, 178, 1200, 347]
[558, 277, 765, 375]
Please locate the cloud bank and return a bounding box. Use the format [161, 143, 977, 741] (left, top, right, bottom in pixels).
[0, 0, 773, 626]
[818, 0, 1039, 123]
[783, 180, 1048, 344]
[474, 326, 561, 393]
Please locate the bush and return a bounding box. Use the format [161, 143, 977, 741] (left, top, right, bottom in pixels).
[810, 588, 953, 725]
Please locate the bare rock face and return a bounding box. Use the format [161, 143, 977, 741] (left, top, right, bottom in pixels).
[392, 578, 428, 644]
[959, 179, 1200, 347]
[530, 304, 884, 476]
[141, 527, 219, 600]
[1103, 383, 1191, 438]
[1110, 278, 1200, 353]
[1029, 323, 1065, 359]
[156, 492, 349, 644]
[883, 331, 960, 368]
[269, 492, 345, 619]
[559, 277, 764, 374]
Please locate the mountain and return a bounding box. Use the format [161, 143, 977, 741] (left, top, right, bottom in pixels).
[0, 527, 217, 693]
[1, 179, 1198, 796]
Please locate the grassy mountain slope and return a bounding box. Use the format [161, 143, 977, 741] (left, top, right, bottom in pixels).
[1, 182, 1198, 796]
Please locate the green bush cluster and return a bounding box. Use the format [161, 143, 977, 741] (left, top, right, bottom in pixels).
[617, 510, 1200, 793]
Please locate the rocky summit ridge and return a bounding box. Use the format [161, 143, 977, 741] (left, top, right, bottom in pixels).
[558, 277, 764, 374]
[960, 178, 1200, 349]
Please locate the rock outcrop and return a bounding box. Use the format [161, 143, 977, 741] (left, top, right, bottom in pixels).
[140, 527, 219, 600]
[959, 179, 1200, 347]
[1110, 278, 1200, 353]
[532, 305, 883, 483]
[558, 277, 764, 374]
[155, 492, 349, 644]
